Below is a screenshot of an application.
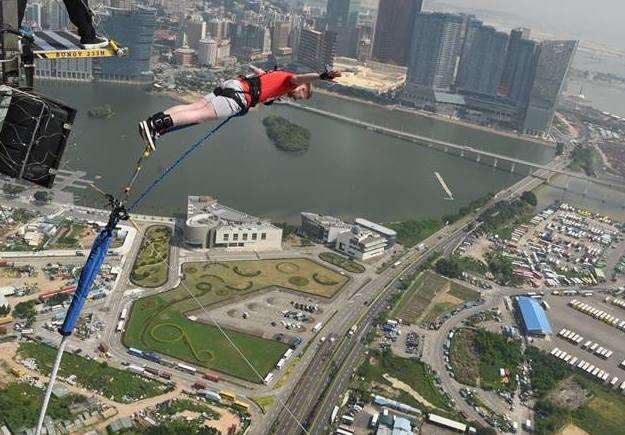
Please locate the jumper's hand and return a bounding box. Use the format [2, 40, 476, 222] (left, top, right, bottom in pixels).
[320, 70, 342, 81]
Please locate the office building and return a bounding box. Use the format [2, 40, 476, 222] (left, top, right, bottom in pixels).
[184, 196, 282, 251]
[35, 57, 93, 81]
[271, 21, 291, 55]
[185, 15, 207, 50]
[354, 218, 396, 247]
[44, 0, 69, 29]
[500, 28, 531, 95]
[296, 27, 336, 70]
[405, 13, 464, 91]
[198, 38, 218, 66]
[336, 226, 386, 260]
[372, 0, 423, 66]
[98, 5, 157, 82]
[207, 18, 228, 41]
[24, 2, 43, 28]
[506, 38, 538, 107]
[300, 212, 352, 244]
[326, 0, 360, 30]
[523, 40, 577, 135]
[456, 24, 508, 97]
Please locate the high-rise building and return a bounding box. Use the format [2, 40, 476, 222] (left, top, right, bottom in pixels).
[372, 0, 422, 66]
[271, 21, 290, 54]
[456, 24, 508, 96]
[198, 38, 219, 66]
[24, 3, 43, 28]
[44, 0, 69, 30]
[98, 5, 157, 82]
[326, 0, 360, 30]
[507, 38, 538, 107]
[405, 12, 464, 90]
[500, 27, 531, 94]
[207, 18, 227, 41]
[296, 27, 336, 70]
[523, 40, 578, 135]
[185, 15, 207, 50]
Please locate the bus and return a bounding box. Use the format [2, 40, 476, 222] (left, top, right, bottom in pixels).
[116, 320, 124, 333]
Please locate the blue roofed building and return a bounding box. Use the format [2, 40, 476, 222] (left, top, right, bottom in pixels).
[516, 296, 552, 336]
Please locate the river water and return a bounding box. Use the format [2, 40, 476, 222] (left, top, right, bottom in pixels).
[42, 81, 557, 222]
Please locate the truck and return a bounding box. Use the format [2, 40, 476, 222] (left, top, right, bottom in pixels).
[348, 325, 357, 336]
[192, 382, 207, 390]
[159, 371, 172, 380]
[203, 372, 220, 382]
[330, 406, 339, 423]
[313, 322, 323, 332]
[176, 362, 197, 374]
[119, 308, 128, 321]
[128, 347, 143, 358]
[116, 320, 124, 333]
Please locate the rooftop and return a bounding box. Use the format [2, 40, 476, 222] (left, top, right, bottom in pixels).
[355, 218, 397, 237]
[517, 296, 552, 334]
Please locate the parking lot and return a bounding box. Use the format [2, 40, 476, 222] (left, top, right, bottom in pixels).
[533, 293, 625, 388]
[201, 289, 330, 341]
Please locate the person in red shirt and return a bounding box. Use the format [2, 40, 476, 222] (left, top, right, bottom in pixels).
[139, 66, 341, 151]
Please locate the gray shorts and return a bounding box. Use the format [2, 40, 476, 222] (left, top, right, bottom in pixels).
[204, 79, 247, 117]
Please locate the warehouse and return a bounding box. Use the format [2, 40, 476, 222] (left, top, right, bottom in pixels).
[516, 296, 553, 336]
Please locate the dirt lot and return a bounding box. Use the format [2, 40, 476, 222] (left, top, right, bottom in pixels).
[547, 377, 592, 410]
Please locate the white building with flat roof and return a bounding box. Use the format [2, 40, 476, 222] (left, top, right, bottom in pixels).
[300, 212, 352, 244]
[336, 226, 386, 260]
[184, 196, 282, 251]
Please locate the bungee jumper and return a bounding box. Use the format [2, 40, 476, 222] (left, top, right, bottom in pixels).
[138, 65, 341, 151]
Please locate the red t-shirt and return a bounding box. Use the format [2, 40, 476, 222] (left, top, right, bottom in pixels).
[238, 71, 298, 105]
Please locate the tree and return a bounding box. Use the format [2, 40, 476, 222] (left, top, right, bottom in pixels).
[0, 304, 10, 316]
[555, 142, 565, 156]
[2, 183, 25, 198]
[13, 300, 36, 321]
[521, 191, 537, 207]
[33, 191, 51, 204]
[434, 258, 461, 279]
[476, 428, 497, 435]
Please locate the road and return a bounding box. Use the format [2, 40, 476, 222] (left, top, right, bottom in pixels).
[267, 155, 569, 434]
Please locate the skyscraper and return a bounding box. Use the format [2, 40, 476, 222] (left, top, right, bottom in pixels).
[296, 27, 336, 70]
[456, 24, 509, 96]
[326, 0, 360, 30]
[271, 21, 291, 54]
[185, 15, 207, 50]
[500, 27, 531, 94]
[507, 38, 538, 107]
[372, 0, 423, 66]
[405, 13, 464, 90]
[98, 5, 157, 82]
[523, 40, 578, 135]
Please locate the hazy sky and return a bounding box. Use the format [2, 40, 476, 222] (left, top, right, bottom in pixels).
[429, 0, 625, 50]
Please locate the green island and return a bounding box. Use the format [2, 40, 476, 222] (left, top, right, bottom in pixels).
[87, 104, 114, 119]
[262, 115, 311, 152]
[123, 259, 348, 382]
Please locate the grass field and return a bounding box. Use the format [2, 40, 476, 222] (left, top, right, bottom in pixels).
[358, 351, 453, 414]
[18, 342, 167, 402]
[0, 381, 85, 433]
[124, 258, 347, 382]
[449, 329, 523, 392]
[319, 252, 365, 273]
[392, 271, 479, 325]
[130, 225, 172, 288]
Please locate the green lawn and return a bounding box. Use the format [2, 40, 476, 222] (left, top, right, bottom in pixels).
[358, 351, 452, 412]
[388, 219, 442, 248]
[0, 382, 85, 433]
[124, 259, 347, 382]
[319, 252, 365, 273]
[18, 342, 167, 402]
[130, 225, 172, 287]
[572, 377, 625, 435]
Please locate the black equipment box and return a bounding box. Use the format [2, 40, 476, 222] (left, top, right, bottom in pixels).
[0, 85, 76, 187]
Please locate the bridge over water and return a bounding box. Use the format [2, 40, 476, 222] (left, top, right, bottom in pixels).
[286, 101, 625, 194]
